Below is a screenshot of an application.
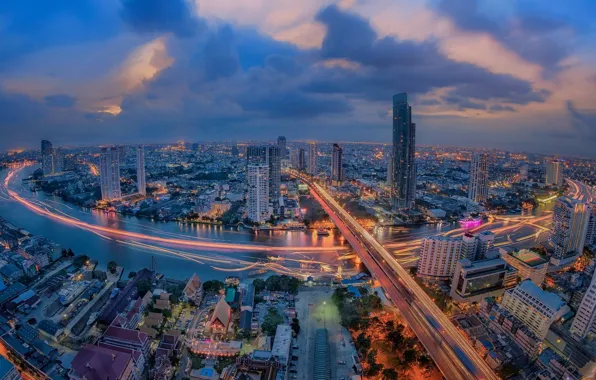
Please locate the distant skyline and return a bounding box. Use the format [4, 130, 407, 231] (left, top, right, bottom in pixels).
[1, 0, 595, 157]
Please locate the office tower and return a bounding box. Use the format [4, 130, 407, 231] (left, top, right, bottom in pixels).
[417, 236, 462, 281]
[386, 152, 393, 186]
[268, 146, 281, 212]
[53, 147, 64, 174]
[331, 143, 343, 184]
[277, 136, 287, 160]
[549, 196, 591, 261]
[290, 149, 299, 169]
[570, 274, 596, 340]
[99, 147, 122, 201]
[308, 142, 317, 176]
[231, 144, 239, 157]
[391, 93, 416, 211]
[546, 159, 564, 187]
[298, 148, 306, 171]
[468, 153, 489, 203]
[41, 139, 54, 175]
[247, 164, 269, 223]
[136, 146, 146, 196]
[501, 280, 570, 339]
[519, 164, 529, 181]
[450, 257, 517, 303]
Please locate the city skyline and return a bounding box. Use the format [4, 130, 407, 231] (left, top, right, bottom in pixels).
[1, 1, 595, 157]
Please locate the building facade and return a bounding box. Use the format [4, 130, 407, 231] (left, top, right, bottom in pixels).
[570, 274, 596, 340]
[546, 159, 564, 187]
[450, 258, 517, 303]
[417, 236, 462, 281]
[501, 280, 570, 339]
[331, 143, 344, 184]
[247, 164, 269, 223]
[41, 139, 54, 175]
[468, 153, 489, 203]
[549, 196, 591, 262]
[277, 136, 287, 160]
[136, 146, 146, 196]
[308, 142, 317, 176]
[390, 93, 416, 211]
[499, 248, 549, 286]
[99, 147, 122, 201]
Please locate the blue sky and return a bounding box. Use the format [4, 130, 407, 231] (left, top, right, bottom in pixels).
[0, 0, 595, 156]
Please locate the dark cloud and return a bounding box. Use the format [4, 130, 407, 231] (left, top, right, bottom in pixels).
[44, 94, 76, 108]
[567, 101, 596, 140]
[442, 95, 486, 110]
[120, 0, 200, 37]
[202, 26, 240, 81]
[307, 5, 549, 105]
[435, 0, 571, 72]
[417, 99, 442, 106]
[237, 91, 352, 118]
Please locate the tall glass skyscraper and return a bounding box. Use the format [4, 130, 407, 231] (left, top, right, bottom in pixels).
[391, 93, 416, 211]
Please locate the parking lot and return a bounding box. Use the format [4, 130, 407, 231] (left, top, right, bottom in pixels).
[292, 287, 357, 380]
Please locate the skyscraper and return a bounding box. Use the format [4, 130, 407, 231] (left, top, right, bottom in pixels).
[386, 152, 393, 186]
[571, 273, 596, 340]
[290, 149, 299, 169]
[586, 203, 596, 247]
[308, 142, 317, 176]
[298, 148, 306, 171]
[468, 153, 489, 203]
[99, 147, 122, 201]
[231, 144, 239, 157]
[548, 196, 591, 262]
[277, 136, 287, 160]
[391, 93, 416, 210]
[546, 159, 564, 187]
[136, 146, 146, 196]
[247, 163, 270, 223]
[331, 143, 343, 184]
[268, 145, 281, 212]
[41, 140, 54, 175]
[246, 145, 268, 165]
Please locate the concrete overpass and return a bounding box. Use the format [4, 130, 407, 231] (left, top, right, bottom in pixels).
[295, 173, 498, 380]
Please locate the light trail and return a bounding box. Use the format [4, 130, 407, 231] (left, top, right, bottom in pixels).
[3, 168, 348, 253]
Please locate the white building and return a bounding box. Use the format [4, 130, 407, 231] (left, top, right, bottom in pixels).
[247, 164, 269, 223]
[546, 159, 564, 187]
[271, 324, 292, 368]
[548, 196, 591, 263]
[502, 280, 570, 339]
[586, 203, 596, 247]
[136, 146, 146, 196]
[99, 147, 122, 201]
[570, 274, 596, 340]
[308, 142, 318, 176]
[417, 236, 462, 281]
[460, 231, 495, 261]
[468, 153, 489, 203]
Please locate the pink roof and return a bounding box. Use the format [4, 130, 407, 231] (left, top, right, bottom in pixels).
[104, 325, 148, 345]
[70, 344, 132, 380]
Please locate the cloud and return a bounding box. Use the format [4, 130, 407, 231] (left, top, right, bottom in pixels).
[567, 100, 596, 140]
[120, 0, 200, 37]
[202, 26, 240, 81]
[489, 104, 515, 112]
[44, 94, 76, 108]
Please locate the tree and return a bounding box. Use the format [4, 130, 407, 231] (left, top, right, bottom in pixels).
[261, 308, 284, 336]
[107, 261, 118, 274]
[382, 368, 398, 380]
[137, 279, 152, 296]
[356, 333, 371, 352]
[291, 318, 300, 335]
[403, 349, 417, 366]
[73, 255, 90, 268]
[237, 329, 253, 340]
[203, 280, 224, 294]
[253, 279, 266, 293]
[367, 349, 378, 365]
[387, 328, 405, 350]
[128, 271, 137, 279]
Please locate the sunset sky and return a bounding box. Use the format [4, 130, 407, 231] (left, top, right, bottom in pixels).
[1, 0, 595, 156]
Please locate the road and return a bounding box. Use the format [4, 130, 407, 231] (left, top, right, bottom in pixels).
[568, 178, 595, 203]
[295, 173, 499, 380]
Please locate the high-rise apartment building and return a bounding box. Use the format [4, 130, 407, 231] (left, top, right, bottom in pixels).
[460, 231, 495, 261]
[53, 147, 64, 174]
[308, 142, 317, 176]
[570, 274, 596, 340]
[277, 136, 287, 160]
[390, 93, 416, 211]
[417, 236, 462, 281]
[501, 280, 570, 339]
[549, 196, 591, 262]
[468, 153, 489, 203]
[546, 159, 564, 187]
[586, 203, 596, 247]
[290, 149, 299, 169]
[247, 164, 270, 223]
[298, 148, 306, 171]
[268, 146, 281, 212]
[99, 147, 122, 201]
[331, 143, 343, 184]
[136, 146, 146, 196]
[41, 139, 54, 175]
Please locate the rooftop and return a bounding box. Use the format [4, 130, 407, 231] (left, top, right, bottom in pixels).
[517, 280, 566, 311]
[506, 249, 549, 267]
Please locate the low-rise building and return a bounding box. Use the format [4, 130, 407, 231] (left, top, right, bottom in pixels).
[450, 258, 517, 303]
[499, 247, 549, 286]
[271, 325, 292, 368]
[69, 344, 136, 380]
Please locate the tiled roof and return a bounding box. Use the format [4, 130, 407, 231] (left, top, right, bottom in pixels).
[70, 344, 132, 380]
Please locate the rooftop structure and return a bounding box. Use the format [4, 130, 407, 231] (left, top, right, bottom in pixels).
[69, 344, 134, 380]
[271, 324, 292, 367]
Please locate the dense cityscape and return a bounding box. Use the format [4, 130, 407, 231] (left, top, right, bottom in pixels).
[0, 91, 594, 380]
[2, 0, 596, 380]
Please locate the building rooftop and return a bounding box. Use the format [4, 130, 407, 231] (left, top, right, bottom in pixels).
[271, 325, 292, 361]
[506, 249, 549, 267]
[70, 344, 132, 380]
[518, 280, 566, 311]
[0, 355, 16, 379]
